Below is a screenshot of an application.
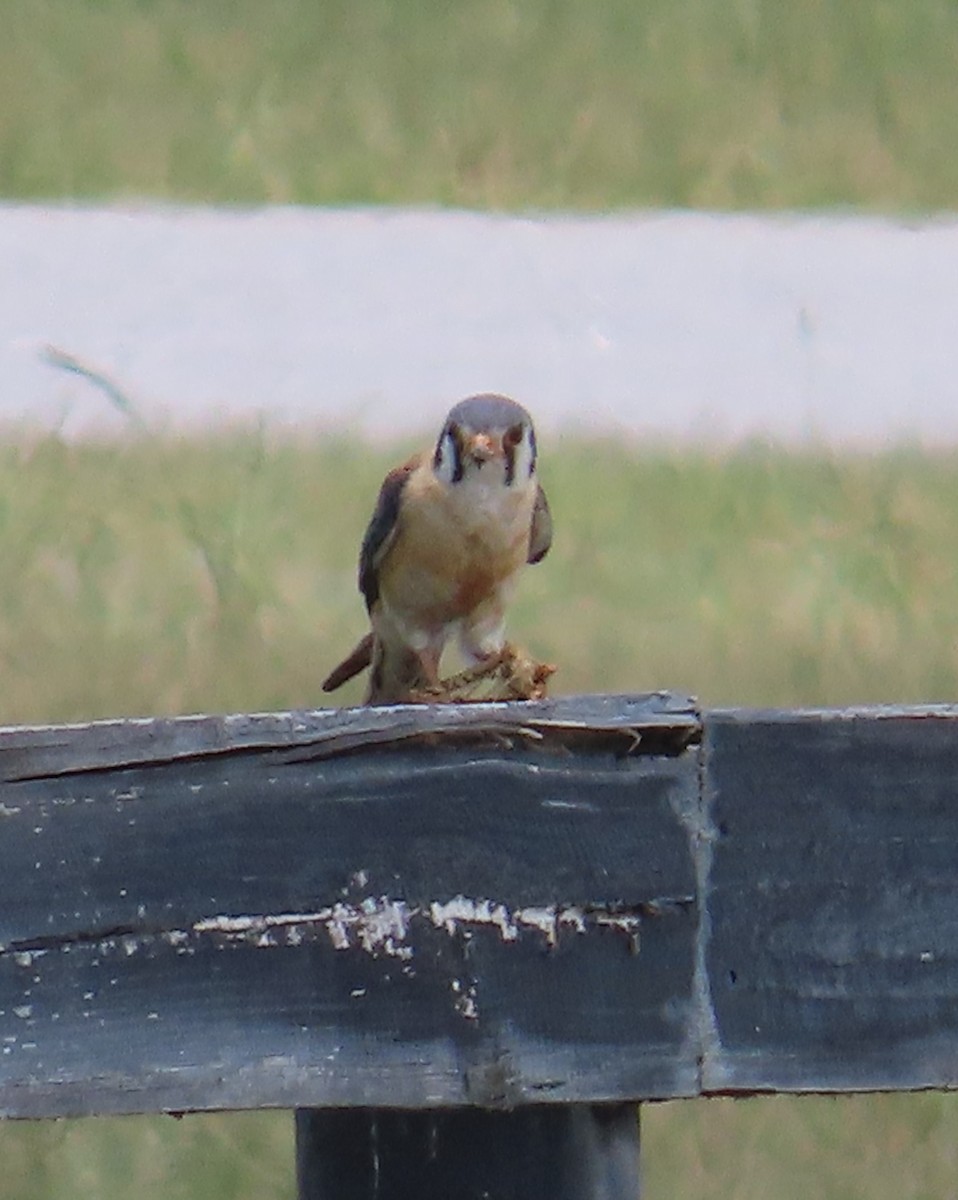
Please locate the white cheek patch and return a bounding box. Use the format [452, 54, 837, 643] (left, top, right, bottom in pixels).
[434, 430, 459, 485]
[510, 430, 536, 482]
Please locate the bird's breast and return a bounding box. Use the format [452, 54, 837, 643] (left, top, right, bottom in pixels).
[378, 472, 535, 629]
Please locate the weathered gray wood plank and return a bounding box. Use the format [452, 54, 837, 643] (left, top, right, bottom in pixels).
[4, 697, 958, 1119]
[703, 705, 958, 1094]
[0, 694, 700, 1118]
[0, 692, 698, 782]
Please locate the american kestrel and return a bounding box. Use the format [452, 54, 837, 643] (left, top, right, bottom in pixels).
[322, 393, 552, 705]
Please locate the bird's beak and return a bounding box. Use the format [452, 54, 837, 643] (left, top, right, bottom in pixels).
[465, 432, 499, 465]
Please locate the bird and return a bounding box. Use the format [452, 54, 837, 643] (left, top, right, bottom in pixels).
[322, 393, 552, 705]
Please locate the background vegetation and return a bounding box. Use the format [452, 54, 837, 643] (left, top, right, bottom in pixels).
[4, 0, 958, 211]
[4, 0, 958, 1195]
[0, 431, 957, 1197]
[3, 432, 958, 726]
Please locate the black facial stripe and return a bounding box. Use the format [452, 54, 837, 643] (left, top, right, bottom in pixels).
[451, 428, 464, 483]
[433, 425, 465, 483]
[504, 422, 531, 486]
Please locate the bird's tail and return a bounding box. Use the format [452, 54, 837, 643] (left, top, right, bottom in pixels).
[323, 633, 431, 705]
[322, 633, 374, 693]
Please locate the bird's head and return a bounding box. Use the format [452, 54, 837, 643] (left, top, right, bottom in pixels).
[432, 394, 537, 487]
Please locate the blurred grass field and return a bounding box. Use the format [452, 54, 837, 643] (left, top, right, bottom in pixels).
[0, 427, 957, 1197]
[5, 430, 958, 724]
[5, 0, 958, 211]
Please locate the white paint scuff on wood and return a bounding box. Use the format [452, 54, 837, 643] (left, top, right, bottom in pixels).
[191, 893, 638, 958]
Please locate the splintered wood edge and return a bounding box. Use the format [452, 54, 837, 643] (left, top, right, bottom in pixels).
[0, 693, 701, 781]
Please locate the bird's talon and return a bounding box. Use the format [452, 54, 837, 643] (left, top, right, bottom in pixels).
[407, 643, 554, 704]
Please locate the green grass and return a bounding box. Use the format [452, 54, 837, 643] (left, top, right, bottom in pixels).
[0, 1112, 294, 1200]
[1, 427, 958, 1196]
[1, 430, 957, 725]
[4, 0, 958, 211]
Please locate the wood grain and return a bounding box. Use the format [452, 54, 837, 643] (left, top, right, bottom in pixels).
[3, 697, 958, 1119]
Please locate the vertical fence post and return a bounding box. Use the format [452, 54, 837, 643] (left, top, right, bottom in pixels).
[295, 1103, 641, 1200]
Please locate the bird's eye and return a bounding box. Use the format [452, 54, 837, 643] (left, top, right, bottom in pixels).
[504, 424, 523, 448]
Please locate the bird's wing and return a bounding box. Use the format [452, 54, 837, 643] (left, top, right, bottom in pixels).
[359, 457, 419, 612]
[527, 483, 552, 564]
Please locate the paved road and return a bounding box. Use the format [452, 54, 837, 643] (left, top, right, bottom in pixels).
[3, 204, 956, 444]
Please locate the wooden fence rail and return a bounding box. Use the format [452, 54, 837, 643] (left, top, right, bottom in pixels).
[2, 693, 957, 1198]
